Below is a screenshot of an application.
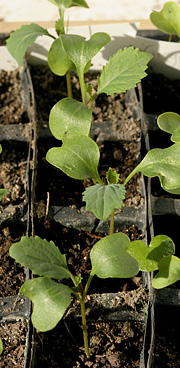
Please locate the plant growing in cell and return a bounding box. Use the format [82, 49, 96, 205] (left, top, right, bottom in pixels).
[7, 1, 180, 359]
[6, 0, 89, 97]
[150, 1, 180, 42]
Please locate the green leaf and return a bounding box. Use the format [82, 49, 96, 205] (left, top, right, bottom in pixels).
[0, 144, 2, 154]
[6, 23, 53, 67]
[157, 112, 180, 142]
[150, 1, 180, 38]
[20, 277, 71, 331]
[83, 183, 126, 221]
[60, 32, 111, 75]
[0, 189, 7, 201]
[106, 167, 120, 184]
[132, 143, 180, 194]
[97, 47, 152, 95]
[128, 235, 175, 272]
[0, 338, 3, 355]
[46, 135, 102, 183]
[152, 255, 180, 289]
[9, 236, 71, 280]
[90, 232, 139, 278]
[48, 0, 89, 8]
[49, 98, 92, 140]
[48, 38, 76, 75]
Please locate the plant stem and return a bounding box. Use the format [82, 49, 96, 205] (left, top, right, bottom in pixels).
[169, 34, 172, 42]
[80, 297, 90, 359]
[123, 166, 138, 186]
[88, 92, 98, 109]
[66, 70, 73, 98]
[109, 209, 115, 235]
[79, 71, 86, 104]
[83, 274, 94, 298]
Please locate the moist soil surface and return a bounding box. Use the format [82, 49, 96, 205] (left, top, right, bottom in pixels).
[0, 144, 28, 212]
[0, 319, 28, 368]
[0, 222, 26, 297]
[0, 69, 27, 124]
[33, 319, 144, 368]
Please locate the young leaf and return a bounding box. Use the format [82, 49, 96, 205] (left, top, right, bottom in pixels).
[157, 112, 180, 142]
[0, 338, 3, 355]
[48, 0, 88, 8]
[127, 144, 180, 194]
[20, 277, 71, 331]
[150, 1, 180, 38]
[49, 98, 92, 140]
[6, 24, 54, 67]
[83, 183, 126, 221]
[0, 189, 7, 201]
[48, 38, 76, 76]
[46, 135, 102, 183]
[127, 235, 175, 272]
[106, 167, 120, 184]
[97, 47, 152, 95]
[152, 255, 180, 289]
[60, 32, 111, 75]
[90, 232, 139, 278]
[9, 236, 71, 280]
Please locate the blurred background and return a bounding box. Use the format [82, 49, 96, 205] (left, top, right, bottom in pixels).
[0, 0, 180, 22]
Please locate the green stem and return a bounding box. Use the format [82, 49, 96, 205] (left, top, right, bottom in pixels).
[66, 70, 73, 98]
[79, 70, 86, 104]
[83, 274, 94, 299]
[88, 92, 99, 109]
[80, 297, 90, 359]
[169, 34, 172, 42]
[109, 209, 115, 235]
[123, 167, 138, 186]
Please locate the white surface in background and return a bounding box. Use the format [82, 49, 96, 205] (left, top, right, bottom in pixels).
[0, 0, 180, 22]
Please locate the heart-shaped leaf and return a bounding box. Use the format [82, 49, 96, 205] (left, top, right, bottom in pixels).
[48, 0, 88, 8]
[49, 98, 92, 140]
[157, 112, 180, 142]
[97, 47, 152, 95]
[6, 23, 53, 67]
[150, 2, 180, 38]
[46, 135, 102, 183]
[128, 235, 175, 272]
[130, 143, 180, 194]
[20, 277, 71, 331]
[83, 183, 126, 221]
[152, 255, 180, 289]
[9, 236, 71, 280]
[90, 232, 139, 278]
[60, 32, 111, 75]
[48, 38, 76, 76]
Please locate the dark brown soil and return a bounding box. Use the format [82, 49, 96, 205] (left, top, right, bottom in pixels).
[34, 318, 144, 368]
[0, 222, 25, 297]
[0, 319, 28, 367]
[0, 69, 27, 124]
[153, 306, 180, 368]
[142, 73, 180, 114]
[0, 144, 28, 212]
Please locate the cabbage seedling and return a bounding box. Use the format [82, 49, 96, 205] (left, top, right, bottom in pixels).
[150, 1, 180, 42]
